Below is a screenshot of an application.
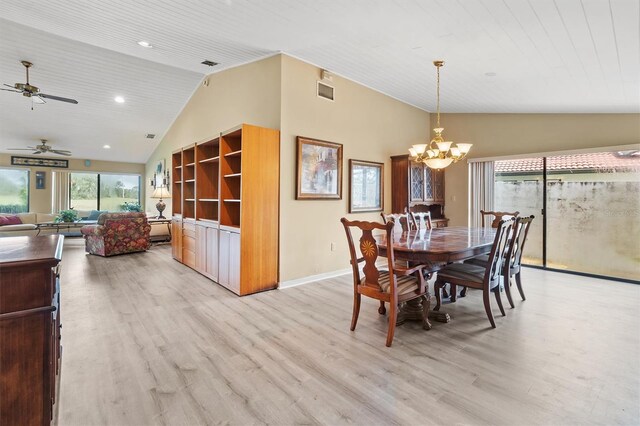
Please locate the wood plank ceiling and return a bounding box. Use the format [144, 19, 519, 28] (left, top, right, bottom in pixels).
[0, 0, 638, 162]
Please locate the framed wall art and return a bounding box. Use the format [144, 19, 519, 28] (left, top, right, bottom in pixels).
[296, 136, 343, 199]
[35, 171, 46, 189]
[11, 156, 68, 168]
[349, 159, 384, 213]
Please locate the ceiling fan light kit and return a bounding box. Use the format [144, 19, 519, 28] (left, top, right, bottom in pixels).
[1, 60, 79, 109]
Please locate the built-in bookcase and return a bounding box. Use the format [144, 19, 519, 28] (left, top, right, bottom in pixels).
[171, 124, 280, 296]
[171, 151, 182, 215]
[196, 138, 220, 223]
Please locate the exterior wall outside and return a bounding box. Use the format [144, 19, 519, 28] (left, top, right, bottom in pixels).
[0, 154, 144, 213]
[429, 113, 640, 226]
[144, 55, 282, 213]
[279, 55, 430, 281]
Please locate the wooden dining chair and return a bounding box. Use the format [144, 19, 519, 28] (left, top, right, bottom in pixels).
[406, 208, 432, 230]
[380, 212, 412, 232]
[433, 218, 515, 328]
[480, 210, 520, 228]
[466, 216, 535, 308]
[341, 218, 430, 347]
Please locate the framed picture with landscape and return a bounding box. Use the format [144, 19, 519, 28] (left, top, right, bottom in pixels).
[296, 136, 343, 200]
[349, 159, 384, 213]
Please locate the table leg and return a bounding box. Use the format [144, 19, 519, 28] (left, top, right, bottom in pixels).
[396, 295, 449, 328]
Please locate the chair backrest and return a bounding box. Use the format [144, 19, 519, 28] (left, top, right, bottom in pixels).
[484, 218, 515, 286]
[341, 218, 397, 294]
[407, 209, 432, 230]
[480, 210, 520, 228]
[97, 212, 151, 238]
[380, 212, 411, 233]
[506, 215, 535, 270]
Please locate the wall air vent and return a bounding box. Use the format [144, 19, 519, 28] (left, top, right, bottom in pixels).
[317, 81, 335, 102]
[201, 60, 219, 67]
[145, 134, 156, 139]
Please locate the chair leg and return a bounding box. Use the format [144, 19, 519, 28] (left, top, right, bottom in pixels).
[350, 293, 361, 331]
[483, 288, 496, 328]
[460, 286, 468, 297]
[450, 284, 457, 303]
[386, 302, 398, 347]
[503, 275, 515, 308]
[515, 272, 526, 301]
[378, 301, 386, 315]
[494, 288, 506, 316]
[421, 295, 432, 330]
[434, 280, 443, 311]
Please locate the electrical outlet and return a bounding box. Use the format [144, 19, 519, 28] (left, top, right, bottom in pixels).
[330, 242, 336, 251]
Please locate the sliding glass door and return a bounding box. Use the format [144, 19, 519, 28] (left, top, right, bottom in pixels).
[545, 152, 640, 280]
[494, 157, 544, 266]
[492, 150, 640, 281]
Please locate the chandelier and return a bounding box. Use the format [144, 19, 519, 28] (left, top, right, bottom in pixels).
[409, 60, 472, 169]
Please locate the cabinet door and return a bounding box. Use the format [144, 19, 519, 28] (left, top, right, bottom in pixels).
[195, 224, 207, 274]
[228, 231, 241, 294]
[218, 230, 230, 287]
[424, 168, 435, 202]
[206, 227, 219, 281]
[171, 220, 182, 261]
[409, 162, 425, 202]
[432, 169, 445, 203]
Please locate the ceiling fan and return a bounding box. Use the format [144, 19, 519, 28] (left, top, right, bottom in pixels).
[8, 139, 72, 156]
[1, 61, 79, 108]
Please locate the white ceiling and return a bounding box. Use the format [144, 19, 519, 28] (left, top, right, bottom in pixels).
[1, 0, 638, 163]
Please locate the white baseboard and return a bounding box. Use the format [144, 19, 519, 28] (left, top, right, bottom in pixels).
[278, 267, 352, 289]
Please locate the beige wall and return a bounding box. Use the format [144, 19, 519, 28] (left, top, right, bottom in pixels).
[0, 154, 145, 213]
[435, 113, 640, 226]
[144, 55, 282, 212]
[279, 55, 430, 281]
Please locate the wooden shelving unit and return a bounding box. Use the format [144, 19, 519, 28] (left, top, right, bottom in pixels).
[171, 124, 280, 295]
[171, 151, 182, 215]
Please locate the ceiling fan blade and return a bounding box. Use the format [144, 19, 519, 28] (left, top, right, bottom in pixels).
[51, 150, 72, 156]
[8, 148, 35, 150]
[0, 88, 21, 93]
[33, 95, 46, 104]
[3, 84, 17, 89]
[38, 93, 78, 104]
[32, 151, 42, 155]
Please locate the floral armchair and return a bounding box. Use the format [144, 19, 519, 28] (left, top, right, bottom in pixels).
[80, 212, 151, 257]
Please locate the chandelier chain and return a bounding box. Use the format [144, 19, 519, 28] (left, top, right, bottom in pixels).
[436, 63, 440, 128]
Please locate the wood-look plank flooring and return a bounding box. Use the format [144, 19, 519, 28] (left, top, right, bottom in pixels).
[56, 239, 640, 425]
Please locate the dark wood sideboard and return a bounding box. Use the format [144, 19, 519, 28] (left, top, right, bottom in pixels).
[390, 154, 449, 227]
[0, 235, 63, 426]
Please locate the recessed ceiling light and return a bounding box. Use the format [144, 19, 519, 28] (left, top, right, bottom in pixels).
[137, 41, 153, 48]
[201, 60, 219, 67]
[103, 145, 111, 149]
[484, 72, 497, 77]
[114, 96, 125, 103]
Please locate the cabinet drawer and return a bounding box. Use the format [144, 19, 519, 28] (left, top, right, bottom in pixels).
[183, 235, 196, 253]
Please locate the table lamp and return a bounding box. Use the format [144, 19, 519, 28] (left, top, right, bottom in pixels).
[151, 186, 170, 219]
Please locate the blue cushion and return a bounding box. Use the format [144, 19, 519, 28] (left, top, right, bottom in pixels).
[87, 210, 107, 220]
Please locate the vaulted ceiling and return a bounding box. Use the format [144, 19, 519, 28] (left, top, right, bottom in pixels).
[1, 0, 638, 163]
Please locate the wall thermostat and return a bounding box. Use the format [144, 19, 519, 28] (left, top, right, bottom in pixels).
[85, 160, 91, 167]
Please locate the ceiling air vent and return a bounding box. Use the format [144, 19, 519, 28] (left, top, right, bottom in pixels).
[201, 60, 219, 67]
[145, 134, 156, 139]
[317, 81, 335, 102]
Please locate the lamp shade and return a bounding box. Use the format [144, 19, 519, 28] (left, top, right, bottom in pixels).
[151, 186, 170, 198]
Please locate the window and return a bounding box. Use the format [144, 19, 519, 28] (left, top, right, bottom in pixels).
[70, 173, 98, 210]
[70, 172, 140, 211]
[0, 168, 29, 213]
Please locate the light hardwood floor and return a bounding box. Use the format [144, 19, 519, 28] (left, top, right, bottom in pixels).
[56, 239, 640, 425]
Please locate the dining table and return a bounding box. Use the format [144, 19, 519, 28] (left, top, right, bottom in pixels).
[375, 226, 497, 327]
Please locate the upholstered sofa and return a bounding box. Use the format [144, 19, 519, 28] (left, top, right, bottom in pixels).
[80, 212, 151, 256]
[0, 210, 95, 237]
